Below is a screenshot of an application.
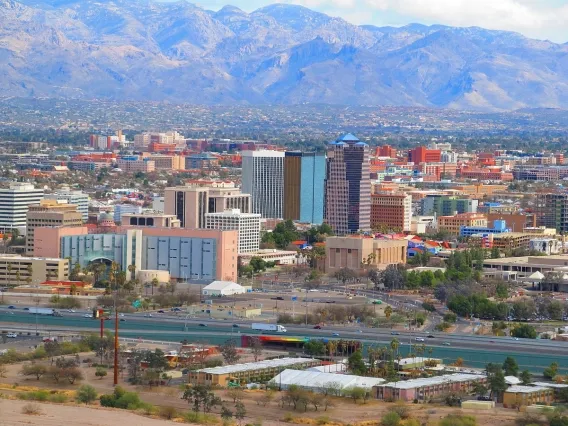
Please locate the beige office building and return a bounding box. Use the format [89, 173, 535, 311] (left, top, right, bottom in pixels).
[141, 154, 184, 170]
[0, 255, 69, 286]
[164, 181, 251, 229]
[26, 200, 83, 255]
[325, 236, 408, 273]
[122, 212, 180, 228]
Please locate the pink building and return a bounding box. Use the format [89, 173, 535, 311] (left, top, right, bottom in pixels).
[34, 226, 89, 258]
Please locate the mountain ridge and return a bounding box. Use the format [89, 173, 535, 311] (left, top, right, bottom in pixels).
[2, 0, 568, 110]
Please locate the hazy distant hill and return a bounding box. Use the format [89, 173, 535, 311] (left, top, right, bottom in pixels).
[2, 0, 568, 111]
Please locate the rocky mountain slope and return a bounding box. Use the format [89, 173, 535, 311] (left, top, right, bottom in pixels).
[1, 0, 568, 110]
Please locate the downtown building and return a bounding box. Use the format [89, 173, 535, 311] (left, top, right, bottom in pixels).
[164, 181, 251, 228]
[205, 209, 261, 254]
[33, 226, 238, 282]
[242, 150, 285, 219]
[370, 192, 412, 232]
[45, 189, 89, 221]
[283, 152, 326, 225]
[535, 193, 568, 233]
[0, 183, 44, 232]
[324, 134, 371, 235]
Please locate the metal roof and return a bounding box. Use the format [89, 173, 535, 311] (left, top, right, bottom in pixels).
[197, 357, 315, 375]
[270, 369, 385, 390]
[506, 385, 552, 394]
[379, 373, 485, 389]
[337, 133, 359, 142]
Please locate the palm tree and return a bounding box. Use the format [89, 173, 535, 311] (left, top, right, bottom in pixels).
[150, 277, 159, 296]
[390, 338, 400, 357]
[128, 263, 136, 281]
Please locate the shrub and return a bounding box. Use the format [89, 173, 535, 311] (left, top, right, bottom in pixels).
[76, 385, 97, 405]
[49, 393, 68, 403]
[95, 367, 107, 379]
[283, 412, 294, 422]
[99, 386, 145, 410]
[159, 406, 178, 420]
[381, 411, 401, 426]
[388, 403, 409, 420]
[316, 416, 331, 425]
[21, 403, 42, 415]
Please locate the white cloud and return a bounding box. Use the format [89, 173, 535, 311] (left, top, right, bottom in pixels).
[363, 0, 568, 40]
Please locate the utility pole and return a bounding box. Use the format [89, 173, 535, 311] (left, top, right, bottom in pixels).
[113, 276, 119, 386]
[305, 288, 308, 326]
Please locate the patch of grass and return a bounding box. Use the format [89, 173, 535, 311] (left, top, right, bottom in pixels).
[21, 403, 42, 415]
[317, 416, 331, 425]
[283, 413, 295, 423]
[18, 390, 50, 401]
[183, 411, 219, 424]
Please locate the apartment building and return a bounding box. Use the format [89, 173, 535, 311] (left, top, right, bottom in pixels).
[324, 134, 371, 235]
[164, 181, 251, 228]
[205, 209, 261, 254]
[0, 183, 44, 231]
[437, 213, 488, 235]
[25, 200, 83, 255]
[242, 150, 285, 219]
[140, 154, 184, 170]
[370, 192, 412, 232]
[421, 195, 479, 216]
[116, 158, 155, 173]
[325, 236, 407, 273]
[0, 255, 69, 286]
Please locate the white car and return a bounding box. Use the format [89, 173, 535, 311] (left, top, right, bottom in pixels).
[6, 333, 17, 338]
[83, 313, 92, 318]
[144, 314, 153, 318]
[415, 337, 425, 342]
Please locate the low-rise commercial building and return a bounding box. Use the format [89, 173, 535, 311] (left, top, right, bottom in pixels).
[270, 369, 385, 393]
[325, 236, 408, 273]
[503, 386, 554, 408]
[188, 357, 320, 387]
[438, 213, 487, 235]
[374, 374, 487, 402]
[116, 158, 155, 173]
[0, 255, 69, 286]
[460, 219, 511, 238]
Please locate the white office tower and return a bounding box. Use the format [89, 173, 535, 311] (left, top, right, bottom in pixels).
[205, 209, 261, 254]
[241, 150, 284, 219]
[45, 188, 89, 221]
[0, 183, 44, 231]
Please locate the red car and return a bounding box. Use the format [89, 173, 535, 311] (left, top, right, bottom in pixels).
[313, 325, 322, 329]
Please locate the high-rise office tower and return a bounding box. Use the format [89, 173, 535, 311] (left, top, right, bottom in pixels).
[164, 182, 251, 228]
[283, 152, 326, 224]
[0, 183, 44, 231]
[324, 133, 371, 235]
[241, 151, 285, 219]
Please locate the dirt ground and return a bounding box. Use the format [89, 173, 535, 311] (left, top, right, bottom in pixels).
[0, 358, 522, 426]
[0, 399, 178, 426]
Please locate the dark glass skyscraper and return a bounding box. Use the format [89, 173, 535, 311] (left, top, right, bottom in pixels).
[324, 133, 371, 235]
[283, 152, 326, 224]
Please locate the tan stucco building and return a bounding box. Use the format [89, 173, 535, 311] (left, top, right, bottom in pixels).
[0, 255, 69, 286]
[325, 236, 408, 273]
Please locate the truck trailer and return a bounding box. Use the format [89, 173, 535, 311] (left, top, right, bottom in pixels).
[28, 307, 61, 317]
[251, 323, 287, 333]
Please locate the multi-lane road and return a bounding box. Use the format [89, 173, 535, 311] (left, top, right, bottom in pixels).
[1, 306, 567, 373]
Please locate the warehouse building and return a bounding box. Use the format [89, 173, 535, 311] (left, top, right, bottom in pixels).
[269, 369, 385, 394]
[188, 357, 320, 387]
[374, 373, 487, 402]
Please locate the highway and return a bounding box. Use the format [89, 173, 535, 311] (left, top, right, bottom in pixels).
[1, 306, 567, 373]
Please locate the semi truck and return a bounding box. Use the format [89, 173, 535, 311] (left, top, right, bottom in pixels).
[251, 323, 287, 333]
[28, 307, 61, 317]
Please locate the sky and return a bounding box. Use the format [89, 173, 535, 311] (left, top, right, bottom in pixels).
[189, 0, 568, 43]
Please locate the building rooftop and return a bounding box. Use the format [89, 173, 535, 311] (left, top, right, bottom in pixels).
[271, 369, 384, 389]
[506, 385, 552, 394]
[379, 373, 485, 389]
[197, 357, 315, 375]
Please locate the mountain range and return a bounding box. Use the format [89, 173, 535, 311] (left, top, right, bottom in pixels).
[2, 0, 568, 111]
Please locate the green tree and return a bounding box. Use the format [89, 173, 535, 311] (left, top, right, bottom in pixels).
[304, 340, 326, 356]
[511, 324, 537, 339]
[249, 257, 267, 274]
[76, 384, 98, 404]
[543, 362, 559, 380]
[495, 283, 508, 299]
[333, 268, 356, 287]
[502, 357, 519, 377]
[519, 370, 532, 385]
[347, 350, 367, 375]
[488, 368, 507, 399]
[490, 247, 500, 259]
[95, 367, 107, 379]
